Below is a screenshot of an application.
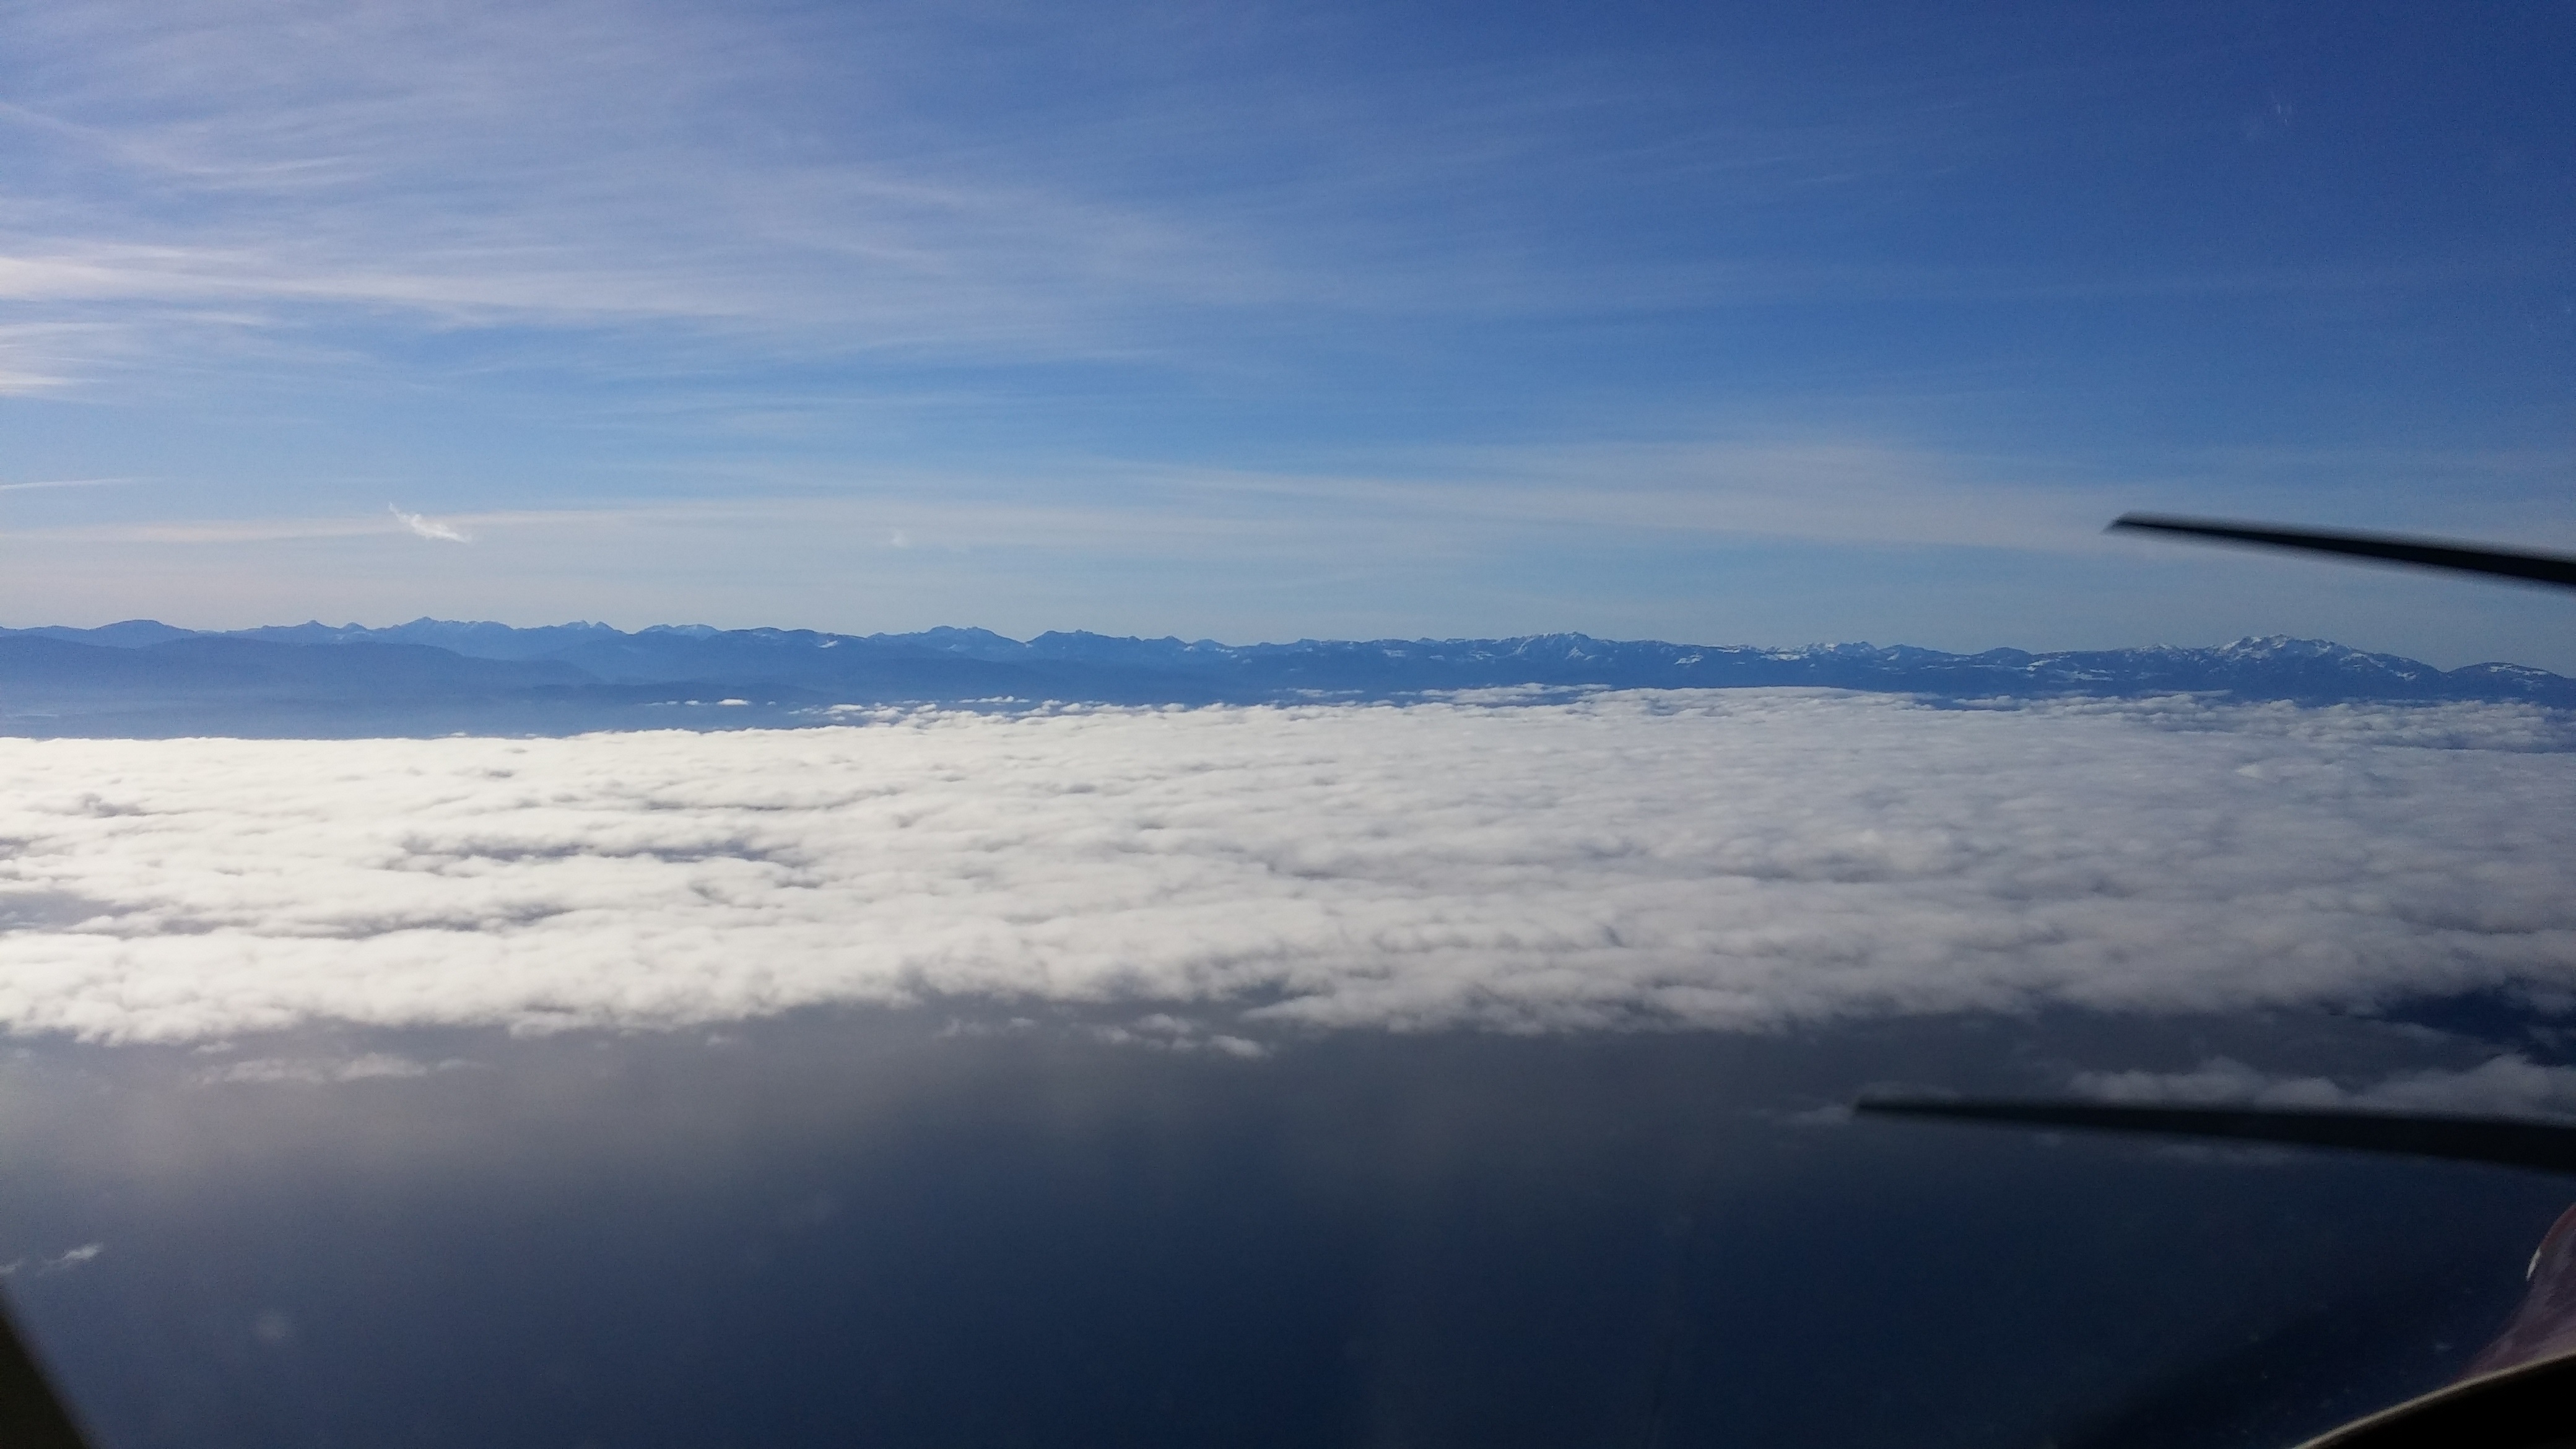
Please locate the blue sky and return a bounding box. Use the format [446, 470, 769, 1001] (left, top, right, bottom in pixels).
[1, 0, 2570, 665]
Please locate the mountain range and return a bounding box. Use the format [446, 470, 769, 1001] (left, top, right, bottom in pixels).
[1, 619, 2568, 738]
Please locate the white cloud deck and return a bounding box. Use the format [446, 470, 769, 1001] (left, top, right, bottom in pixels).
[2, 690, 2573, 1045]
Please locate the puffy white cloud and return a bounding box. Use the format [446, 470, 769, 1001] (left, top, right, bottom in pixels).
[2, 690, 2575, 1045]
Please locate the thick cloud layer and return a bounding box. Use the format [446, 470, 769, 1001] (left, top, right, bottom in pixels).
[3, 690, 2575, 1044]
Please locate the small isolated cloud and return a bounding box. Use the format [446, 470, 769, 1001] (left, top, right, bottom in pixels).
[0, 1243, 103, 1278]
[1091, 1012, 1270, 1058]
[1, 692, 2575, 1044]
[388, 504, 471, 543]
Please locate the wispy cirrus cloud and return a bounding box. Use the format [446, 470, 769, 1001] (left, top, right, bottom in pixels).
[0, 0, 1259, 383]
[4, 0, 2563, 671]
[0, 0, 2017, 388]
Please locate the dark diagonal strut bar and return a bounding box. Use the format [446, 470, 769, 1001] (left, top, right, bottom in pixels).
[2109, 514, 2576, 591]
[0, 1293, 92, 1449]
[1855, 1098, 2576, 1176]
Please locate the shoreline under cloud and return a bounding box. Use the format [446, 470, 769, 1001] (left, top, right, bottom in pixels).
[4, 689, 2575, 1045]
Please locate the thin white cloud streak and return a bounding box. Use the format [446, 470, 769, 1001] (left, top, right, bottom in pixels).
[1151, 443, 2127, 552]
[3, 692, 2576, 1045]
[2077, 1055, 2576, 1120]
[43, 426, 2544, 573]
[0, 477, 132, 493]
[199, 1051, 456, 1085]
[0, 1243, 103, 1279]
[0, 322, 103, 393]
[0, 435, 2125, 558]
[7, 497, 1250, 552]
[388, 505, 470, 544]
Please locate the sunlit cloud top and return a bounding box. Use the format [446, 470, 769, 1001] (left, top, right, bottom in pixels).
[6, 692, 2576, 1045]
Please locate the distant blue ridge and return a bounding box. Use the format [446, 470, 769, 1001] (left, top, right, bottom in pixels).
[1, 618, 2569, 738]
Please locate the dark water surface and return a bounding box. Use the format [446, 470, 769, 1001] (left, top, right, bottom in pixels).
[0, 1010, 2564, 1448]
